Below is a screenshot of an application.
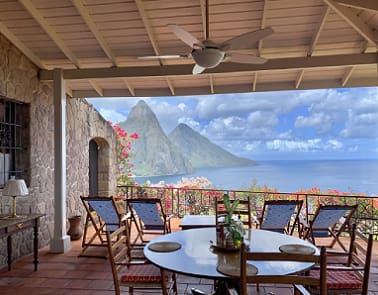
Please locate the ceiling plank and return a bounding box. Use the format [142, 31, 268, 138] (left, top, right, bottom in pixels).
[40, 53, 378, 80]
[309, 7, 330, 56]
[72, 0, 117, 66]
[19, 0, 81, 67]
[323, 0, 378, 48]
[0, 21, 45, 69]
[335, 0, 378, 12]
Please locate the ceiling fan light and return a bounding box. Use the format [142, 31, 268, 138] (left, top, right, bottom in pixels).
[192, 48, 225, 68]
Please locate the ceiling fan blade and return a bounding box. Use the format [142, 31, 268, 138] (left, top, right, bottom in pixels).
[168, 24, 203, 48]
[192, 64, 206, 75]
[227, 53, 268, 64]
[220, 27, 274, 51]
[137, 54, 187, 60]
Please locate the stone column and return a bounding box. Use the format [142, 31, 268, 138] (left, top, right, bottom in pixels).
[50, 68, 70, 253]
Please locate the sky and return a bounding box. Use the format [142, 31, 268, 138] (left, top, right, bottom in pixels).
[86, 87, 378, 161]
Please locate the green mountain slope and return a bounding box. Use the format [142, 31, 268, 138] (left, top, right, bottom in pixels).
[169, 123, 256, 168]
[119, 101, 192, 176]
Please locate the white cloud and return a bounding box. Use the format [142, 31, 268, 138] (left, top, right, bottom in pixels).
[295, 113, 332, 133]
[97, 108, 127, 123]
[266, 139, 322, 152]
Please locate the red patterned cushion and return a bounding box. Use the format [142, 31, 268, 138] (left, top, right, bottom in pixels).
[310, 269, 363, 289]
[120, 264, 166, 283]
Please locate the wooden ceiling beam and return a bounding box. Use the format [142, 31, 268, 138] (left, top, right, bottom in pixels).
[199, 0, 207, 40]
[19, 0, 104, 96]
[70, 77, 378, 98]
[335, 0, 378, 12]
[0, 21, 45, 69]
[323, 0, 378, 48]
[309, 7, 330, 56]
[40, 53, 378, 80]
[123, 79, 135, 96]
[257, 0, 268, 56]
[72, 0, 117, 66]
[341, 66, 355, 86]
[19, 0, 81, 67]
[135, 0, 163, 65]
[295, 70, 305, 89]
[252, 73, 257, 92]
[209, 75, 214, 94]
[166, 78, 175, 95]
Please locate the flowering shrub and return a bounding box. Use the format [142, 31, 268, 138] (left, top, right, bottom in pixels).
[108, 121, 139, 185]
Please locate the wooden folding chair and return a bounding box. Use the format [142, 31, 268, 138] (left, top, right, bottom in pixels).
[309, 224, 373, 295]
[79, 195, 107, 257]
[79, 196, 127, 258]
[257, 199, 304, 234]
[106, 224, 178, 295]
[301, 204, 358, 252]
[239, 244, 327, 295]
[215, 195, 252, 228]
[126, 198, 173, 246]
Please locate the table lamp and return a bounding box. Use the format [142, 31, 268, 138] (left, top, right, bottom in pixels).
[2, 176, 29, 218]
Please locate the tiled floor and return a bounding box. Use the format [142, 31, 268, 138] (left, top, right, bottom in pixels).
[0, 219, 377, 294]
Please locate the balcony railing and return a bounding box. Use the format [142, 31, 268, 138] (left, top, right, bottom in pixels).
[117, 185, 378, 236]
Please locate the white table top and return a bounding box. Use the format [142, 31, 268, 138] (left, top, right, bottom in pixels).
[144, 228, 318, 280]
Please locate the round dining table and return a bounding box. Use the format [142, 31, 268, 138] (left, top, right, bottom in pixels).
[144, 228, 319, 280]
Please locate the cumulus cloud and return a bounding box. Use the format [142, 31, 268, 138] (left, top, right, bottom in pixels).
[295, 113, 332, 133]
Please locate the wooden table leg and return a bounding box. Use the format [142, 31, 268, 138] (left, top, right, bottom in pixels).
[33, 221, 39, 271]
[7, 235, 12, 270]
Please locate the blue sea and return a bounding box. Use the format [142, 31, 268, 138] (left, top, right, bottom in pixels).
[134, 159, 378, 195]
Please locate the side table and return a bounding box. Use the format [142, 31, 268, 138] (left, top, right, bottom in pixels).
[0, 213, 45, 271]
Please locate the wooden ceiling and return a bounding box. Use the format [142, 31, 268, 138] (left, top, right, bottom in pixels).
[1, 0, 377, 98]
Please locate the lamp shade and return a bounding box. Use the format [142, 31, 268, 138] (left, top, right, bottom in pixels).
[3, 176, 29, 196]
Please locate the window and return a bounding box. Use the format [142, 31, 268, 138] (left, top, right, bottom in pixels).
[0, 97, 29, 187]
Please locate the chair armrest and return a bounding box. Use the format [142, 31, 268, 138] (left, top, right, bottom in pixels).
[167, 214, 174, 220]
[294, 284, 311, 295]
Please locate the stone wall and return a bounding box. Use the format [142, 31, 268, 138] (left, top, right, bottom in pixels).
[0, 33, 117, 267]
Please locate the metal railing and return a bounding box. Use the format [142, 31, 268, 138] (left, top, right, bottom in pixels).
[117, 185, 378, 236]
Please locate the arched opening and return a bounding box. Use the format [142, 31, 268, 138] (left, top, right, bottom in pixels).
[89, 137, 110, 196]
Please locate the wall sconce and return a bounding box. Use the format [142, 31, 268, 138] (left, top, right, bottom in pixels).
[2, 176, 29, 218]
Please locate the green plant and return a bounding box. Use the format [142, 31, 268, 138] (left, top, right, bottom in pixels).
[222, 194, 245, 244]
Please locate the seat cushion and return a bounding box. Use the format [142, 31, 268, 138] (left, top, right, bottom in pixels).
[121, 264, 165, 283]
[310, 269, 363, 289]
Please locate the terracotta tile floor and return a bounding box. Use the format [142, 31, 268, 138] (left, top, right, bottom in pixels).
[0, 219, 377, 294]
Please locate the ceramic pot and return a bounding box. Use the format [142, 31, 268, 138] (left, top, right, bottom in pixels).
[67, 215, 83, 241]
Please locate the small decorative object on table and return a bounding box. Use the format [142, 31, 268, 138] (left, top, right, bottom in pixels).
[215, 194, 245, 250]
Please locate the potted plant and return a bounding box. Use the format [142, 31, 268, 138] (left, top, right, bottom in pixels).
[217, 194, 245, 249]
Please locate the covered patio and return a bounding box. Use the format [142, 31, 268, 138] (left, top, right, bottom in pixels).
[0, 0, 377, 292]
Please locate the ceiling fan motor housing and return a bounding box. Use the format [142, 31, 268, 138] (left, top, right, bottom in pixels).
[192, 48, 225, 68]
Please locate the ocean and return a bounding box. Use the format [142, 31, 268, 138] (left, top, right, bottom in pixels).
[134, 159, 378, 195]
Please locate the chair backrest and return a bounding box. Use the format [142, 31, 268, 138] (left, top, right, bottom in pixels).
[83, 196, 123, 232]
[127, 198, 166, 228]
[260, 199, 303, 234]
[106, 224, 132, 295]
[310, 204, 357, 230]
[240, 244, 327, 295]
[347, 224, 374, 295]
[215, 196, 252, 228]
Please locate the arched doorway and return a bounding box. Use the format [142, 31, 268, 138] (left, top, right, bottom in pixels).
[89, 139, 98, 196]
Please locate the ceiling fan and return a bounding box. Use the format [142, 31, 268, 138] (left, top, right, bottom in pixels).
[138, 0, 274, 74]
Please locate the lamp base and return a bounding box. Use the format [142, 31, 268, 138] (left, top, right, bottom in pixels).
[0, 196, 26, 219]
